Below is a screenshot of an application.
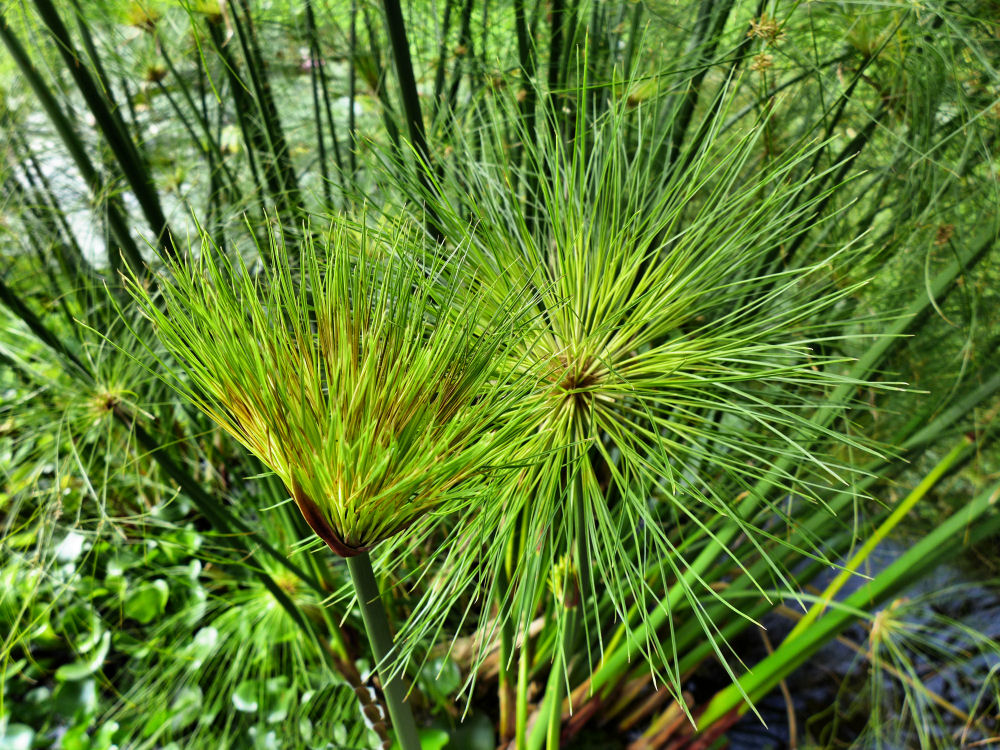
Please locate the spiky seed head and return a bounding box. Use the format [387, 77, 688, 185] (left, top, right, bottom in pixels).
[128, 217, 535, 556]
[549, 555, 579, 609]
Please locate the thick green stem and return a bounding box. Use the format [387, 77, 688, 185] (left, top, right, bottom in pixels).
[346, 552, 421, 750]
[498, 558, 517, 743]
[545, 622, 573, 749]
[698, 476, 1000, 729]
[529, 469, 588, 750]
[516, 636, 531, 750]
[786, 437, 971, 641]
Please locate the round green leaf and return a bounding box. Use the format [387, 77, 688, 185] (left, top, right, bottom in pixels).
[124, 579, 169, 624]
[56, 631, 110, 681]
[232, 680, 260, 712]
[0, 724, 34, 750]
[52, 678, 97, 720]
[185, 626, 218, 669]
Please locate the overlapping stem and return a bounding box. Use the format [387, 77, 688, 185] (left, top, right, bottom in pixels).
[699, 475, 1000, 729]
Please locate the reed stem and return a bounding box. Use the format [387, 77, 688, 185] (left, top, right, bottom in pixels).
[346, 551, 422, 750]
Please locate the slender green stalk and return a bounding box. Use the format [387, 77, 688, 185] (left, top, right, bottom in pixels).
[545, 622, 573, 750]
[205, 20, 268, 203]
[698, 476, 1000, 729]
[497, 559, 517, 743]
[348, 0, 358, 176]
[528, 470, 588, 750]
[654, 0, 738, 172]
[303, 0, 337, 207]
[379, 0, 431, 164]
[346, 552, 421, 750]
[546, 0, 566, 95]
[206, 6, 302, 237]
[512, 0, 538, 221]
[431, 0, 455, 114]
[786, 437, 971, 640]
[498, 616, 515, 742]
[361, 5, 402, 151]
[524, 606, 576, 750]
[30, 0, 178, 259]
[665, 0, 764, 180]
[305, 1, 344, 207]
[443, 0, 475, 116]
[228, 0, 302, 213]
[378, 0, 443, 239]
[620, 2, 643, 77]
[516, 636, 531, 750]
[768, 104, 886, 273]
[0, 13, 146, 273]
[151, 43, 240, 200]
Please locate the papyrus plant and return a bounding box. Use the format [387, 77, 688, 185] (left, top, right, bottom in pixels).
[380, 83, 902, 744]
[124, 216, 540, 749]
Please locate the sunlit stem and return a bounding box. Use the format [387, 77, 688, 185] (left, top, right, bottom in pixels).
[346, 551, 421, 750]
[530, 468, 588, 750]
[516, 636, 531, 750]
[786, 436, 971, 642]
[498, 551, 517, 742]
[544, 613, 577, 750]
[526, 607, 579, 750]
[698, 473, 1000, 730]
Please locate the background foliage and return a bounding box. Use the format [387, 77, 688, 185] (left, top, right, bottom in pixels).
[1, 0, 999, 748]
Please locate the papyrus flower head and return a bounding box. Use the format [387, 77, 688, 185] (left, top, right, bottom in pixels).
[383, 87, 893, 698]
[130, 218, 534, 556]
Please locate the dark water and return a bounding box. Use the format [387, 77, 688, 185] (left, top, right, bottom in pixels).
[563, 542, 1000, 749]
[719, 543, 1000, 749]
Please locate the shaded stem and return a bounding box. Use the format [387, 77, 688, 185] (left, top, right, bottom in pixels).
[498, 553, 517, 743]
[31, 0, 178, 260]
[529, 468, 588, 750]
[545, 613, 577, 749]
[516, 632, 531, 750]
[379, 0, 430, 164]
[699, 473, 1000, 729]
[378, 0, 444, 241]
[346, 552, 421, 750]
[0, 12, 146, 274]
